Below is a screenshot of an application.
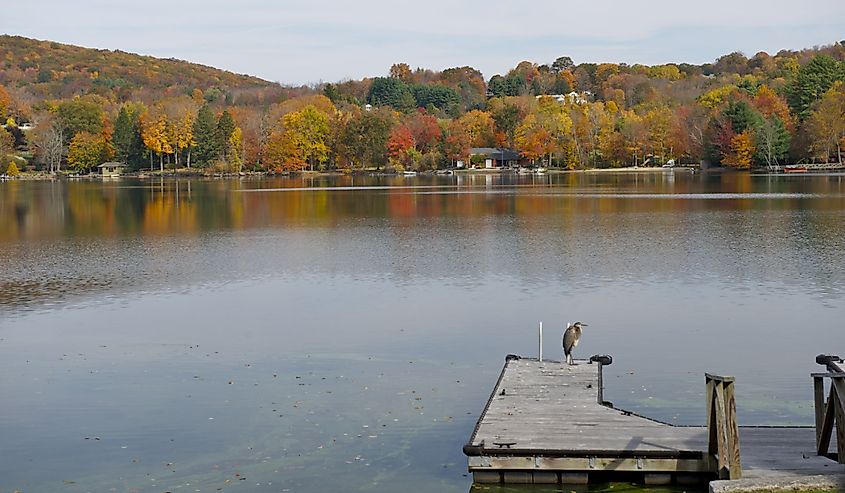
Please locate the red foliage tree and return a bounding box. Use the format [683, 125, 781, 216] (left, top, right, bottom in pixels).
[387, 125, 415, 159]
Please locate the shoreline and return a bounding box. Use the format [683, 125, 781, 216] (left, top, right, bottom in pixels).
[7, 164, 841, 182]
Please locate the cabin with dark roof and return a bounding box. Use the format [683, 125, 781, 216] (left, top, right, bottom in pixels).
[470, 148, 524, 168]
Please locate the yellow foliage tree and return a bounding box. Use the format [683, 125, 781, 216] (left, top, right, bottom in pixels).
[140, 106, 172, 172]
[0, 85, 9, 119]
[647, 64, 683, 80]
[6, 161, 20, 177]
[67, 131, 112, 172]
[458, 110, 497, 147]
[269, 95, 336, 133]
[643, 105, 673, 163]
[281, 106, 330, 171]
[229, 126, 243, 172]
[698, 85, 737, 109]
[515, 114, 550, 164]
[723, 131, 755, 169]
[806, 82, 845, 163]
[535, 96, 573, 165]
[265, 130, 300, 173]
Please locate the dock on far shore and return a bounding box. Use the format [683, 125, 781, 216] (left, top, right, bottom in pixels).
[463, 354, 845, 489]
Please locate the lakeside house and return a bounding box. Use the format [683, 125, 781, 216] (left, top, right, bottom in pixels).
[535, 91, 592, 105]
[470, 148, 525, 168]
[98, 162, 127, 177]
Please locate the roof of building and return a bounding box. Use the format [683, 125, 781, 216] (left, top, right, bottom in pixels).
[98, 162, 127, 168]
[470, 148, 521, 161]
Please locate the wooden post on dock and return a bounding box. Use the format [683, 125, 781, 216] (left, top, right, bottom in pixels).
[813, 371, 845, 463]
[705, 374, 741, 479]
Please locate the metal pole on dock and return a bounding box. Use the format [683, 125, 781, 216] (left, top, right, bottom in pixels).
[538, 322, 543, 362]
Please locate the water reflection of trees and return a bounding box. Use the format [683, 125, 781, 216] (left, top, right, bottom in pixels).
[1, 175, 844, 241]
[1, 173, 844, 309]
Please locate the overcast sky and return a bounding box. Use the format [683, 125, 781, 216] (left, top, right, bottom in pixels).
[3, 0, 844, 85]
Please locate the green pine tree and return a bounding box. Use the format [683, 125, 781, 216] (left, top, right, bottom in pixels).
[787, 55, 845, 119]
[192, 104, 218, 166]
[215, 110, 236, 162]
[113, 105, 145, 169]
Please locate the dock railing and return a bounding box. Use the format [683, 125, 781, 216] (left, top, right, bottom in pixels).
[813, 354, 845, 463]
[705, 373, 741, 479]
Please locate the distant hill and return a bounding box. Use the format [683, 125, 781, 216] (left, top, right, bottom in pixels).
[0, 35, 280, 104]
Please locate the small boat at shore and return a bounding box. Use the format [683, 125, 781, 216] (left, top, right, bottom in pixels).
[784, 165, 808, 173]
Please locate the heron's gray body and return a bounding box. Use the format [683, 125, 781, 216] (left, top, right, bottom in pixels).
[562, 322, 586, 365]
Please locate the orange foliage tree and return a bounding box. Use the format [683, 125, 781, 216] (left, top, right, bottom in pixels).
[723, 131, 756, 169]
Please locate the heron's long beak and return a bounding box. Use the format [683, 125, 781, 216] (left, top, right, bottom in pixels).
[582, 324, 589, 326]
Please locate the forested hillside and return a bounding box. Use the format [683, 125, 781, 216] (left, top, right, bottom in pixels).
[1, 35, 844, 175]
[0, 35, 293, 105]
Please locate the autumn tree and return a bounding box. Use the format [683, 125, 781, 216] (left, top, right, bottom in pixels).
[269, 95, 336, 125]
[390, 63, 412, 82]
[805, 82, 845, 163]
[722, 131, 755, 169]
[265, 130, 300, 173]
[643, 105, 673, 163]
[387, 124, 415, 168]
[0, 85, 9, 120]
[6, 161, 20, 177]
[236, 108, 267, 170]
[140, 105, 172, 171]
[67, 131, 112, 171]
[752, 85, 793, 130]
[339, 108, 394, 169]
[443, 119, 471, 165]
[534, 96, 573, 165]
[489, 99, 522, 146]
[515, 114, 551, 164]
[163, 98, 197, 167]
[459, 110, 497, 147]
[566, 102, 609, 168]
[278, 105, 330, 171]
[229, 126, 244, 172]
[616, 111, 649, 167]
[406, 112, 442, 153]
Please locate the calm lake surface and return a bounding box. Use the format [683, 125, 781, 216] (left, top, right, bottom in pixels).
[1, 171, 844, 493]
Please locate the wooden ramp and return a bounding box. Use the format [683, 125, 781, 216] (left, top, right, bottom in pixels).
[464, 355, 845, 485]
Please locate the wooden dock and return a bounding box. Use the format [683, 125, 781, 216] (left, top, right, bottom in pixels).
[464, 355, 845, 486]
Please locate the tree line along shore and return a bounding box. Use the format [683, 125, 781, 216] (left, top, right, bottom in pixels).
[1, 37, 844, 178]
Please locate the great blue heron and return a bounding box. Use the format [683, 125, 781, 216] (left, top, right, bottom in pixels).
[563, 322, 587, 365]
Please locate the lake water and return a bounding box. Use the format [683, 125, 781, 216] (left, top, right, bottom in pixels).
[1, 171, 844, 493]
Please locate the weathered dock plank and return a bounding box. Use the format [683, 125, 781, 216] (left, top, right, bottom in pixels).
[464, 356, 713, 484]
[465, 355, 845, 485]
[468, 357, 706, 454]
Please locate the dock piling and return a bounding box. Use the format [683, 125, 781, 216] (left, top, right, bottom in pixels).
[538, 322, 543, 362]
